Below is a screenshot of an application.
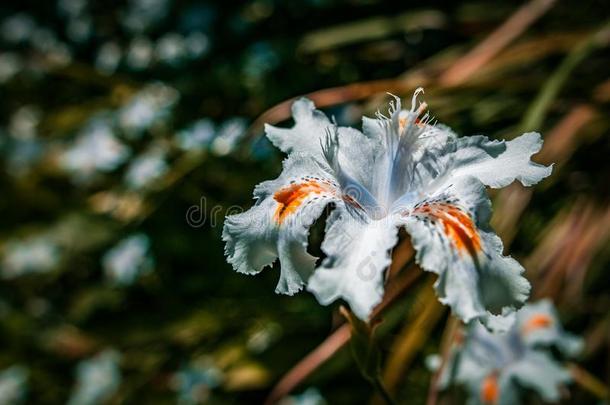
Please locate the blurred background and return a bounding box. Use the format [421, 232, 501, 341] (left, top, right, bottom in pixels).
[0, 0, 609, 403]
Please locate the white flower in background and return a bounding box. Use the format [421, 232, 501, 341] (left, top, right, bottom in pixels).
[436, 299, 583, 405]
[2, 236, 60, 278]
[57, 0, 92, 43]
[124, 147, 169, 189]
[210, 118, 247, 156]
[4, 138, 43, 177]
[176, 119, 215, 151]
[67, 350, 121, 405]
[30, 28, 72, 67]
[4, 105, 43, 175]
[121, 0, 170, 34]
[61, 119, 130, 182]
[9, 105, 41, 140]
[171, 362, 222, 405]
[0, 365, 28, 404]
[95, 42, 122, 75]
[0, 15, 71, 67]
[102, 233, 153, 286]
[118, 83, 179, 137]
[184, 31, 209, 59]
[57, 0, 88, 18]
[0, 14, 36, 44]
[155, 32, 187, 64]
[125, 36, 153, 70]
[66, 15, 92, 43]
[278, 388, 327, 405]
[223, 90, 552, 329]
[0, 53, 21, 83]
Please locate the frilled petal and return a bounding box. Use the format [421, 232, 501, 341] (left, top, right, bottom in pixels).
[264, 98, 334, 156]
[424, 132, 552, 192]
[265, 98, 385, 212]
[223, 153, 340, 295]
[307, 208, 399, 319]
[505, 351, 572, 403]
[400, 176, 530, 330]
[516, 299, 584, 357]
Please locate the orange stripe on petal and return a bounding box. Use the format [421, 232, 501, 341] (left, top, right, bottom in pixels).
[273, 181, 330, 224]
[414, 203, 482, 257]
[522, 314, 553, 334]
[481, 373, 500, 405]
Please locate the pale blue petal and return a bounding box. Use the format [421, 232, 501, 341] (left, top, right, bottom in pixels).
[67, 350, 121, 405]
[516, 299, 584, 357]
[429, 132, 552, 191]
[0, 365, 28, 404]
[264, 98, 333, 156]
[506, 351, 572, 403]
[307, 210, 399, 320]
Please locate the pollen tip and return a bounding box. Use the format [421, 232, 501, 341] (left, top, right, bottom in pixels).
[411, 87, 425, 111]
[416, 101, 428, 118]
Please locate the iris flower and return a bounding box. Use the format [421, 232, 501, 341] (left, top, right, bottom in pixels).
[67, 350, 121, 405]
[436, 299, 582, 404]
[223, 90, 551, 328]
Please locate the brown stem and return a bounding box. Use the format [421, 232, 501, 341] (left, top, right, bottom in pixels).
[439, 0, 557, 86]
[426, 316, 460, 405]
[381, 277, 446, 395]
[568, 362, 610, 400]
[264, 242, 420, 405]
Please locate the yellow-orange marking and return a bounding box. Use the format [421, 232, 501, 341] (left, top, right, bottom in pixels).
[273, 181, 329, 224]
[522, 314, 553, 334]
[480, 373, 499, 405]
[399, 116, 425, 132]
[415, 203, 482, 257]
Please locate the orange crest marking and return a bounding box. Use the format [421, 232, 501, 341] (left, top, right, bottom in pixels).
[522, 314, 553, 335]
[399, 116, 425, 132]
[480, 373, 500, 405]
[273, 181, 330, 224]
[414, 202, 482, 257]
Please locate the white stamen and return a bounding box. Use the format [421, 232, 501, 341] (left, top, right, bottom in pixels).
[411, 87, 425, 112]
